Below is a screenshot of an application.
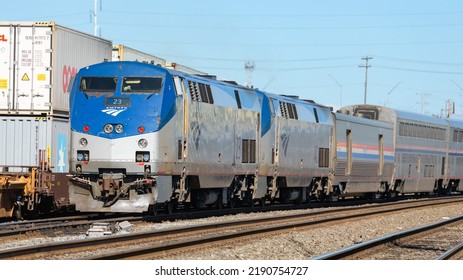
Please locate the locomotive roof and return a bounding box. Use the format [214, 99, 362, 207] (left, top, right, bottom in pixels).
[340, 104, 448, 127]
[261, 91, 333, 111]
[334, 111, 392, 129]
[84, 61, 332, 112]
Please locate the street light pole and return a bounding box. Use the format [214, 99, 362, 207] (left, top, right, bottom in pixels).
[385, 82, 402, 106]
[328, 74, 343, 107]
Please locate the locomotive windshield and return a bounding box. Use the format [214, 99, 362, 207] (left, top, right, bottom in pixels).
[80, 77, 117, 95]
[122, 77, 163, 94]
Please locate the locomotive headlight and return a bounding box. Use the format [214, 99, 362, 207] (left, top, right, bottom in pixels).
[138, 138, 148, 148]
[103, 124, 114, 134]
[77, 150, 89, 161]
[136, 151, 150, 162]
[79, 138, 88, 147]
[115, 124, 124, 134]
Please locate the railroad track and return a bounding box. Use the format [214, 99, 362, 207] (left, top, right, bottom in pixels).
[0, 196, 462, 260]
[313, 214, 463, 260]
[0, 195, 426, 238]
[0, 198, 369, 237]
[0, 215, 142, 237]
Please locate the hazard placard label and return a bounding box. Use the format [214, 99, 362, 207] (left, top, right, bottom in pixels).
[0, 79, 7, 89]
[37, 74, 46, 81]
[21, 73, 30, 81]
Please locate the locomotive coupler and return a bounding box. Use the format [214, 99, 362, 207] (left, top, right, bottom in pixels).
[101, 175, 156, 208]
[101, 173, 125, 196]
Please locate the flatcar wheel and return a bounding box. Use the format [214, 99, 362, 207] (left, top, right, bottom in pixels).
[14, 205, 23, 220]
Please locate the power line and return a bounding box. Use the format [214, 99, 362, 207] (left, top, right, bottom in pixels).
[103, 9, 463, 19]
[101, 21, 463, 31]
[375, 65, 463, 75]
[373, 55, 463, 66]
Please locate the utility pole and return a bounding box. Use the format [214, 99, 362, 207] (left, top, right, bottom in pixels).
[416, 92, 430, 114]
[359, 56, 373, 104]
[91, 0, 101, 37]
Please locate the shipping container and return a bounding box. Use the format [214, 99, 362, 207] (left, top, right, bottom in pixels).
[165, 61, 208, 75]
[112, 44, 166, 65]
[0, 21, 112, 116]
[112, 44, 208, 75]
[0, 116, 68, 172]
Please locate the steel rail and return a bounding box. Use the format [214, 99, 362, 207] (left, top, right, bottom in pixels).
[0, 216, 141, 237]
[313, 214, 463, 260]
[435, 241, 463, 260]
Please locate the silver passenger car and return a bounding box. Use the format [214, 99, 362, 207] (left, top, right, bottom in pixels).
[330, 112, 394, 199]
[340, 104, 461, 195]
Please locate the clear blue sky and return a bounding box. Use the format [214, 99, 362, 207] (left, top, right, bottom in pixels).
[4, 0, 463, 116]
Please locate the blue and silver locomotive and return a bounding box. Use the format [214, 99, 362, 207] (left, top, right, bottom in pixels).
[69, 61, 334, 213]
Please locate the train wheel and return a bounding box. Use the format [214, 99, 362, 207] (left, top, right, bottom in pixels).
[165, 202, 174, 215]
[216, 201, 223, 210]
[295, 192, 304, 205]
[389, 191, 397, 198]
[148, 204, 158, 216]
[329, 187, 340, 202]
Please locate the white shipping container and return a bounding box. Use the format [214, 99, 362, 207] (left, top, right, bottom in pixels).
[0, 21, 112, 116]
[112, 44, 166, 65]
[0, 116, 69, 174]
[166, 61, 208, 75]
[112, 44, 208, 75]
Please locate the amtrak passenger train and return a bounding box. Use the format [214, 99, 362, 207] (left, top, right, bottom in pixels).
[68, 61, 463, 214]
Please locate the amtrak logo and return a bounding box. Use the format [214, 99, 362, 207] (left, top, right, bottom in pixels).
[280, 133, 290, 157]
[102, 108, 126, 116]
